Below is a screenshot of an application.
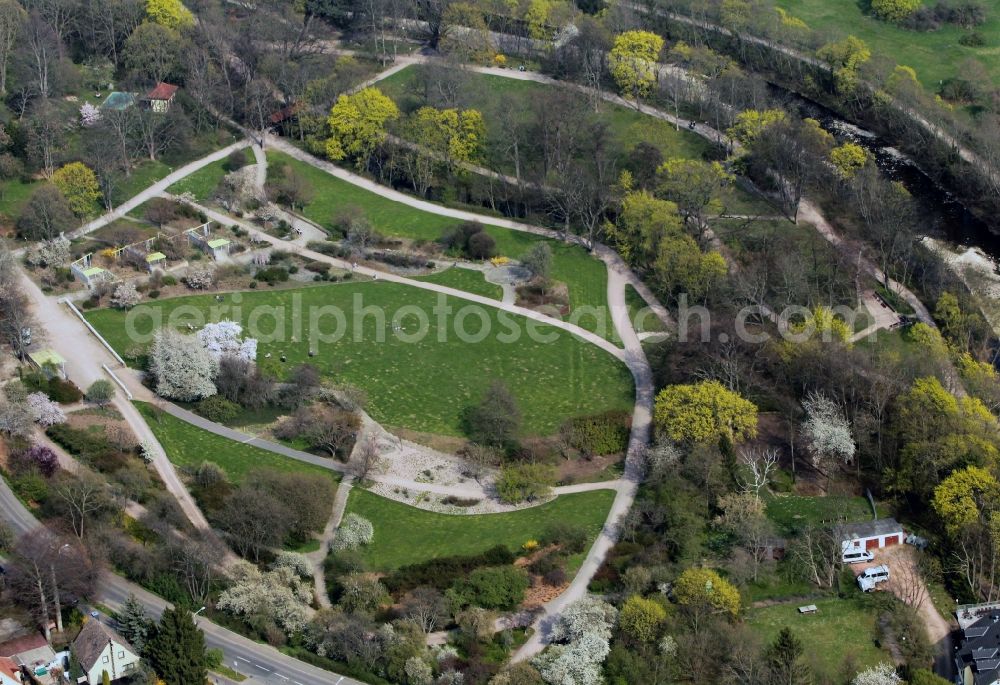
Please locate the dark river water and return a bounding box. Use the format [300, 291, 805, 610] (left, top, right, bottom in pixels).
[770, 86, 1000, 259]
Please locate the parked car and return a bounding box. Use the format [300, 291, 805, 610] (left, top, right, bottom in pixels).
[858, 565, 890, 592]
[842, 549, 875, 564]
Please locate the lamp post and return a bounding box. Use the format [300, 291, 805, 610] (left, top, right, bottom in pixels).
[193, 606, 206, 625]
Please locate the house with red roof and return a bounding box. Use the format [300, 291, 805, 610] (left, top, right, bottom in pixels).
[0, 656, 21, 684]
[145, 82, 179, 113]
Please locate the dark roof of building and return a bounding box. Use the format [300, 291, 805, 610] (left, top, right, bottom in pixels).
[840, 518, 903, 540]
[0, 634, 47, 658]
[269, 103, 300, 125]
[146, 82, 179, 100]
[957, 614, 1000, 685]
[72, 620, 135, 672]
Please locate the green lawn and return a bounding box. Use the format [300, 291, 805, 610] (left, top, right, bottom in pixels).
[90, 281, 634, 437]
[415, 266, 503, 300]
[0, 178, 40, 223]
[344, 487, 615, 570]
[268, 151, 613, 339]
[776, 0, 1000, 91]
[113, 160, 172, 206]
[765, 494, 880, 536]
[167, 158, 230, 202]
[377, 65, 716, 170]
[135, 402, 339, 484]
[747, 597, 891, 680]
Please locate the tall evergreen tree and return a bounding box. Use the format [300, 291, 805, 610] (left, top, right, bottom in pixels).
[765, 627, 812, 685]
[144, 607, 207, 685]
[113, 594, 152, 652]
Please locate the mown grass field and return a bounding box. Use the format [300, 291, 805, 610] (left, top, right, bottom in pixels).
[377, 65, 716, 170]
[415, 266, 503, 300]
[90, 281, 634, 437]
[135, 402, 339, 484]
[268, 151, 613, 339]
[747, 597, 891, 680]
[776, 0, 999, 90]
[765, 494, 879, 536]
[344, 487, 615, 570]
[167, 158, 230, 202]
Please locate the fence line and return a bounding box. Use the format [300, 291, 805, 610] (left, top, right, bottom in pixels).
[62, 299, 126, 366]
[102, 363, 133, 401]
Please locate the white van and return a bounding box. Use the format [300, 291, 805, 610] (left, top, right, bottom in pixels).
[857, 565, 890, 592]
[842, 549, 875, 565]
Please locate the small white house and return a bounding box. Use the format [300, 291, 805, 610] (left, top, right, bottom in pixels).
[72, 620, 140, 684]
[840, 518, 905, 555]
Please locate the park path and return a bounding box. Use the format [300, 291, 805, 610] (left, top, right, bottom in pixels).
[391, 60, 935, 331]
[308, 477, 353, 609]
[71, 139, 251, 239]
[16, 270, 213, 534]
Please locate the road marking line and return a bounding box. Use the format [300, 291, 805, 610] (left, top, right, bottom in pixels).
[275, 675, 289, 681]
[254, 664, 270, 672]
[236, 657, 250, 663]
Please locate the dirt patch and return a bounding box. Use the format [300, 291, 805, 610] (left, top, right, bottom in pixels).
[554, 453, 625, 484]
[390, 427, 469, 454]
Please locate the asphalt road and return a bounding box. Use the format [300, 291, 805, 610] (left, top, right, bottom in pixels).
[0, 477, 364, 685]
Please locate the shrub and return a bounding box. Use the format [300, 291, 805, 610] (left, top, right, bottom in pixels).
[225, 148, 249, 172]
[148, 290, 161, 299]
[467, 231, 497, 260]
[161, 275, 177, 286]
[871, 0, 922, 22]
[195, 395, 241, 423]
[47, 378, 83, 404]
[255, 266, 290, 283]
[85, 380, 115, 406]
[11, 470, 48, 503]
[542, 522, 589, 554]
[46, 423, 129, 473]
[441, 222, 497, 260]
[496, 463, 555, 504]
[959, 31, 984, 46]
[330, 513, 374, 551]
[185, 267, 215, 290]
[383, 545, 515, 593]
[11, 444, 59, 477]
[447, 565, 529, 610]
[441, 495, 480, 507]
[561, 410, 631, 457]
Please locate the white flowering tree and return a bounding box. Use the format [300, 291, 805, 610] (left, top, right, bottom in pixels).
[185, 267, 215, 290]
[27, 392, 67, 427]
[331, 513, 374, 552]
[533, 634, 609, 685]
[802, 391, 856, 468]
[272, 551, 312, 577]
[79, 103, 101, 126]
[148, 329, 217, 401]
[852, 663, 902, 685]
[27, 236, 71, 267]
[110, 282, 141, 310]
[534, 596, 617, 685]
[404, 658, 433, 685]
[197, 320, 257, 362]
[217, 560, 313, 635]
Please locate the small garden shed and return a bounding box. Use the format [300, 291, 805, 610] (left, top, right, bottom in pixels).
[28, 348, 66, 379]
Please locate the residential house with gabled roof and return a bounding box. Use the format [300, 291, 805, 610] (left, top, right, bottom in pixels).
[71, 621, 140, 684]
[956, 610, 1000, 685]
[0, 634, 55, 677]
